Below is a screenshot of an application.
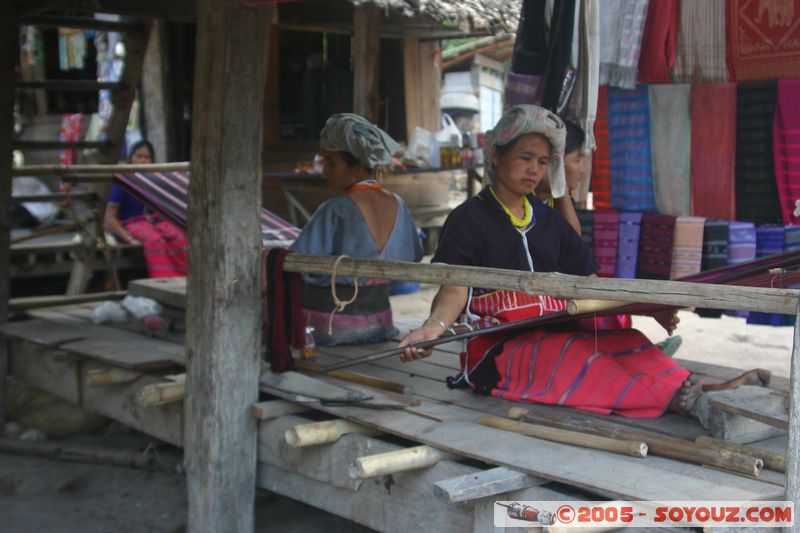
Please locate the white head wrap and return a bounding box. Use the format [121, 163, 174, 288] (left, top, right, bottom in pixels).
[483, 105, 568, 198]
[319, 113, 399, 170]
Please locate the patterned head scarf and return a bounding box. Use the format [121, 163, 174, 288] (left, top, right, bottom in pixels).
[319, 113, 399, 170]
[483, 105, 568, 198]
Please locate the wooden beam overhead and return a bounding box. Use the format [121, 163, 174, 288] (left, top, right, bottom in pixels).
[352, 2, 381, 121]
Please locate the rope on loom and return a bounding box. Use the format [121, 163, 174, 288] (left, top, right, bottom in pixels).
[328, 255, 359, 335]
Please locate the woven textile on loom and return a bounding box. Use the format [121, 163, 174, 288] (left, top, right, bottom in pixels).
[774, 80, 800, 225]
[577, 208, 594, 251]
[598, 0, 649, 89]
[648, 84, 691, 216]
[736, 82, 781, 225]
[696, 219, 729, 318]
[690, 83, 737, 220]
[607, 85, 657, 213]
[113, 171, 301, 247]
[748, 225, 788, 325]
[670, 216, 705, 279]
[616, 212, 642, 278]
[726, 0, 800, 81]
[637, 0, 680, 83]
[593, 209, 619, 277]
[591, 85, 612, 209]
[672, 0, 729, 82]
[637, 214, 675, 280]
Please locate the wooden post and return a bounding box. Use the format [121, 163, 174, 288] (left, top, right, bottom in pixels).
[185, 1, 272, 532]
[0, 2, 17, 435]
[403, 37, 421, 140]
[141, 18, 173, 161]
[785, 300, 800, 533]
[403, 38, 441, 138]
[353, 2, 380, 122]
[262, 9, 280, 146]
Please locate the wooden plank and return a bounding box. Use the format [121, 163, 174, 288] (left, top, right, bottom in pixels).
[9, 291, 126, 311]
[0, 0, 16, 434]
[185, 2, 273, 532]
[433, 466, 547, 504]
[15, 80, 124, 91]
[128, 276, 188, 309]
[19, 15, 147, 32]
[352, 3, 381, 122]
[785, 302, 800, 532]
[260, 381, 782, 501]
[417, 40, 442, 134]
[282, 255, 800, 314]
[12, 140, 112, 150]
[0, 318, 87, 347]
[709, 391, 789, 431]
[12, 162, 189, 177]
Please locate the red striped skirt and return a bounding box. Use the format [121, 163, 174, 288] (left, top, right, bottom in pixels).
[125, 215, 189, 278]
[461, 291, 687, 418]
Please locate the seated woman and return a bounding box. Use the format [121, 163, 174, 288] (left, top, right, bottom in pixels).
[103, 140, 189, 278]
[291, 113, 423, 346]
[399, 105, 768, 422]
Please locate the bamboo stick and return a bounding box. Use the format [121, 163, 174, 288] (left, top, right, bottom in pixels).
[12, 162, 190, 177]
[10, 221, 83, 245]
[282, 255, 799, 314]
[10, 290, 126, 311]
[284, 419, 381, 447]
[87, 368, 141, 387]
[695, 435, 786, 472]
[480, 416, 647, 458]
[349, 445, 454, 479]
[294, 360, 409, 394]
[137, 382, 185, 407]
[509, 408, 764, 477]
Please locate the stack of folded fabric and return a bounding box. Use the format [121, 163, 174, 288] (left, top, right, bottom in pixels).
[616, 212, 642, 278]
[670, 216, 706, 279]
[637, 214, 676, 280]
[593, 209, 620, 277]
[748, 225, 788, 325]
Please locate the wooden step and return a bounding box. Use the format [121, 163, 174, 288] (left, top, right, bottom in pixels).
[16, 80, 125, 91]
[12, 191, 98, 203]
[12, 140, 112, 150]
[20, 15, 146, 33]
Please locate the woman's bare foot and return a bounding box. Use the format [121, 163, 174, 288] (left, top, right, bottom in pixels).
[702, 368, 772, 392]
[669, 374, 703, 417]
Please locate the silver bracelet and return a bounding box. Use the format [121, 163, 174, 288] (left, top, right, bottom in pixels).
[425, 317, 448, 331]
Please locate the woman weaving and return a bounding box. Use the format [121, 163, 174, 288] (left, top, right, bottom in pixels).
[291, 114, 422, 346]
[399, 105, 768, 421]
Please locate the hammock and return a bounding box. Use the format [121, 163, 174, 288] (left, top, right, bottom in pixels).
[113, 171, 300, 247]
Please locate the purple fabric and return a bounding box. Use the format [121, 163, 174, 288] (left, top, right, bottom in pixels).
[593, 209, 620, 277]
[616, 212, 642, 278]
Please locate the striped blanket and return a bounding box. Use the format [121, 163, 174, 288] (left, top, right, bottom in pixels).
[649, 84, 691, 216]
[616, 212, 642, 279]
[591, 86, 612, 209]
[114, 171, 300, 247]
[748, 225, 788, 325]
[672, 0, 729, 82]
[593, 209, 619, 277]
[774, 80, 800, 225]
[670, 216, 705, 280]
[637, 214, 676, 280]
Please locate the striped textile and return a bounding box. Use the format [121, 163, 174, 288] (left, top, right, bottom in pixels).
[774, 80, 800, 225]
[504, 71, 544, 108]
[593, 209, 620, 277]
[726, 221, 757, 318]
[125, 215, 188, 278]
[785, 226, 800, 251]
[670, 216, 706, 279]
[598, 0, 650, 89]
[607, 85, 657, 212]
[591, 85, 612, 209]
[114, 171, 300, 247]
[671, 0, 729, 82]
[649, 84, 691, 216]
[637, 0, 680, 83]
[637, 213, 676, 280]
[726, 0, 800, 82]
[577, 208, 594, 251]
[616, 212, 642, 278]
[735, 82, 781, 225]
[748, 225, 788, 325]
[696, 219, 729, 318]
[690, 83, 736, 220]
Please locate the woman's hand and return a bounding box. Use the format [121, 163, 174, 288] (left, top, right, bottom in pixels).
[650, 309, 680, 335]
[398, 322, 444, 362]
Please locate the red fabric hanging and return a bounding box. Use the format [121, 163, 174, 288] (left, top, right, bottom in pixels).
[591, 86, 612, 209]
[727, 0, 800, 81]
[637, 0, 680, 83]
[774, 79, 800, 225]
[690, 83, 737, 220]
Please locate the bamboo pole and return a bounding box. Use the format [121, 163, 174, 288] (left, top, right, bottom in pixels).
[695, 436, 786, 472]
[10, 221, 83, 245]
[282, 255, 799, 314]
[87, 368, 141, 387]
[10, 290, 126, 311]
[509, 408, 764, 477]
[349, 445, 454, 480]
[284, 419, 381, 448]
[12, 162, 190, 177]
[137, 381, 185, 407]
[294, 360, 409, 394]
[480, 416, 647, 458]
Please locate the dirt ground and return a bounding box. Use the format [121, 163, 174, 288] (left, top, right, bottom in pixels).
[1, 286, 794, 532]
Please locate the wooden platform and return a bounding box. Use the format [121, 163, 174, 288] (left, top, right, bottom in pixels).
[0, 285, 789, 532]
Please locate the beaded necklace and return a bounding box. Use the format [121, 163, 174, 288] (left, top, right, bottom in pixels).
[489, 186, 532, 228]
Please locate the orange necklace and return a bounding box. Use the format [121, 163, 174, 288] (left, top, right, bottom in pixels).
[347, 178, 381, 193]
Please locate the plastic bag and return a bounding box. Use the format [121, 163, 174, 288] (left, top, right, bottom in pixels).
[435, 113, 463, 145]
[121, 295, 162, 320]
[406, 127, 433, 166]
[91, 301, 129, 324]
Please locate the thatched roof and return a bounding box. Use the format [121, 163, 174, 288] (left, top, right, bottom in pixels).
[353, 0, 521, 33]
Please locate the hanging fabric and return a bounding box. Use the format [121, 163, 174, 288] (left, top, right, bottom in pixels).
[727, 0, 800, 81]
[748, 225, 787, 325]
[690, 83, 736, 220]
[58, 113, 83, 166]
[671, 0, 729, 82]
[774, 79, 800, 225]
[607, 85, 656, 213]
[541, 0, 577, 111]
[735, 81, 781, 225]
[670, 216, 706, 279]
[637, 214, 676, 280]
[696, 219, 729, 318]
[506, 0, 548, 107]
[564, 0, 600, 150]
[598, 0, 649, 89]
[726, 221, 757, 319]
[591, 85, 611, 209]
[649, 84, 691, 216]
[636, 0, 680, 83]
[593, 209, 619, 277]
[616, 211, 642, 278]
